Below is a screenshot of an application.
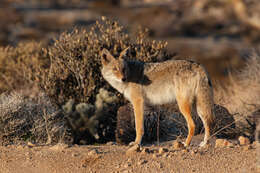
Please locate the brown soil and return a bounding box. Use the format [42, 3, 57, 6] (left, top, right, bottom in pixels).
[0, 135, 258, 173]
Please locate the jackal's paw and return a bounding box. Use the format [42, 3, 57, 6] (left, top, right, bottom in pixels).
[199, 141, 208, 147]
[128, 141, 137, 146]
[129, 140, 141, 146]
[181, 141, 189, 148]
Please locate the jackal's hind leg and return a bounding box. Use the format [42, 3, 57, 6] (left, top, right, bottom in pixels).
[196, 89, 214, 147]
[177, 98, 195, 147]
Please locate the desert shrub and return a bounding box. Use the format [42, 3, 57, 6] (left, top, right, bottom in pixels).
[0, 91, 72, 146]
[42, 17, 171, 144]
[0, 41, 49, 93]
[45, 17, 171, 106]
[0, 17, 170, 108]
[0, 17, 172, 145]
[215, 51, 260, 114]
[116, 104, 182, 145]
[214, 51, 260, 137]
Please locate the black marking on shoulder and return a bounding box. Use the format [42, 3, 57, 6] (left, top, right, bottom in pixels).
[208, 78, 212, 87]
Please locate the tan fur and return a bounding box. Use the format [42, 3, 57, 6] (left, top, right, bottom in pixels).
[100, 48, 215, 147]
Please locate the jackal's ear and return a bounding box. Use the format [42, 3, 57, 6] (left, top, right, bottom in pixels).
[119, 47, 129, 60]
[101, 48, 114, 65]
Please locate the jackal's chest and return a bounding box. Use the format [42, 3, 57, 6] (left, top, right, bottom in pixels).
[144, 86, 176, 105]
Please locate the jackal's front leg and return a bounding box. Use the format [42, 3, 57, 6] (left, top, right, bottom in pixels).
[131, 97, 144, 145]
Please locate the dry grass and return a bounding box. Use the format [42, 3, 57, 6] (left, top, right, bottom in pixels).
[214, 51, 260, 115]
[214, 51, 260, 137]
[0, 42, 49, 93]
[0, 90, 72, 146]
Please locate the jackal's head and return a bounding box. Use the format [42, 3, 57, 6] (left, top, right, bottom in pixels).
[100, 47, 129, 83]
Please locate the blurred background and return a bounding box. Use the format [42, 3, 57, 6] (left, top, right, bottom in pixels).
[1, 0, 260, 82]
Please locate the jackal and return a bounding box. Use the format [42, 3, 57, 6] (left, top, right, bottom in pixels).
[100, 47, 215, 147]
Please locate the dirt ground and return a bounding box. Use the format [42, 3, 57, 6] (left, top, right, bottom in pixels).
[0, 135, 258, 173]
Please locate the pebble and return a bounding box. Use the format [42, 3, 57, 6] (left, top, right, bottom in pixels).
[152, 154, 158, 158]
[88, 149, 98, 156]
[106, 141, 115, 145]
[138, 159, 147, 165]
[158, 147, 168, 154]
[72, 152, 80, 157]
[141, 148, 150, 154]
[49, 143, 69, 151]
[27, 142, 36, 148]
[173, 141, 184, 150]
[191, 149, 197, 155]
[243, 145, 253, 151]
[238, 136, 250, 145]
[215, 139, 232, 148]
[124, 162, 131, 168]
[162, 153, 168, 158]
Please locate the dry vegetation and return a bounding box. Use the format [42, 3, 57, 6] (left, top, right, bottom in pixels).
[214, 51, 260, 138]
[215, 51, 260, 115]
[0, 18, 173, 145]
[0, 16, 259, 146]
[0, 42, 49, 93]
[0, 90, 72, 146]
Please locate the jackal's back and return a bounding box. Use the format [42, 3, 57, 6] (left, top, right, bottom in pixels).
[141, 60, 212, 105]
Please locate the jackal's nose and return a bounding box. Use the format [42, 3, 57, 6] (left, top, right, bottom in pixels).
[122, 77, 126, 82]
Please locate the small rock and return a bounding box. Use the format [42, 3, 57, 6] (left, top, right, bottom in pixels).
[49, 143, 69, 151]
[215, 139, 230, 148]
[17, 145, 24, 150]
[126, 144, 140, 155]
[243, 145, 253, 151]
[124, 162, 131, 168]
[72, 153, 80, 157]
[152, 154, 158, 158]
[158, 147, 168, 154]
[173, 141, 184, 150]
[138, 159, 147, 165]
[88, 149, 98, 156]
[141, 148, 150, 154]
[238, 136, 250, 145]
[182, 149, 189, 153]
[27, 142, 36, 148]
[106, 141, 115, 145]
[162, 153, 168, 158]
[191, 149, 197, 155]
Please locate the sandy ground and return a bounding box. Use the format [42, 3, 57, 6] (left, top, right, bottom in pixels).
[0, 135, 259, 173]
